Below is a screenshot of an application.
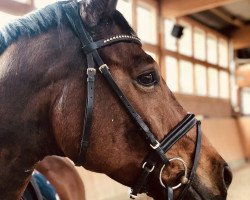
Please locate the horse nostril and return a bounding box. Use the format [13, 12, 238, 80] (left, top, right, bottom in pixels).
[223, 165, 233, 189]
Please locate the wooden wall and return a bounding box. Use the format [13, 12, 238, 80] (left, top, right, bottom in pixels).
[237, 117, 250, 159]
[76, 167, 151, 200]
[202, 118, 245, 168]
[175, 93, 233, 118]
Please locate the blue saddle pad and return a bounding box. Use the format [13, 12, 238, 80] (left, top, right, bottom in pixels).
[32, 171, 58, 200]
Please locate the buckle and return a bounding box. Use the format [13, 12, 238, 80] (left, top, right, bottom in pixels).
[142, 162, 155, 173]
[130, 193, 137, 199]
[150, 140, 160, 150]
[99, 64, 109, 72]
[87, 68, 96, 76]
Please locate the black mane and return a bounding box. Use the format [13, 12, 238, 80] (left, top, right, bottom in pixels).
[0, 0, 136, 56]
[0, 1, 65, 55]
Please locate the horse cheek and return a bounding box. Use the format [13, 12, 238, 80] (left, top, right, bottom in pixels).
[51, 83, 85, 161]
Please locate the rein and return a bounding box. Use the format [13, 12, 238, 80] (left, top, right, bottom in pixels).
[61, 1, 202, 199]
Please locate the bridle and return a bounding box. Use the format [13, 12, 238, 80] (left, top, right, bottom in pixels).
[61, 1, 202, 200]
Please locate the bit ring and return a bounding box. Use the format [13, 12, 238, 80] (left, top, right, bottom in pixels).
[159, 157, 189, 190]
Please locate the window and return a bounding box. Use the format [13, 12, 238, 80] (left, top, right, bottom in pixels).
[207, 35, 217, 64]
[218, 39, 228, 68]
[164, 19, 177, 51]
[165, 56, 178, 92]
[219, 71, 229, 99]
[162, 17, 230, 99]
[117, 0, 133, 25]
[242, 89, 250, 115]
[195, 64, 207, 96]
[230, 74, 237, 108]
[178, 21, 192, 56]
[179, 60, 193, 94]
[194, 28, 205, 61]
[208, 68, 219, 97]
[136, 5, 157, 44]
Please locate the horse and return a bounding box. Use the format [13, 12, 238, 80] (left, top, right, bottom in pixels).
[0, 0, 232, 199]
[34, 156, 85, 200]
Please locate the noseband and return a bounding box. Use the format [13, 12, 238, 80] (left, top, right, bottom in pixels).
[62, 1, 201, 200]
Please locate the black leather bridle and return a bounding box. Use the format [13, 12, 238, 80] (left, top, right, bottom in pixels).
[62, 1, 202, 200]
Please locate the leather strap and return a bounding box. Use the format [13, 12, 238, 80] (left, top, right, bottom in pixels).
[99, 64, 169, 164]
[130, 114, 197, 197]
[161, 114, 197, 152]
[82, 35, 141, 54]
[62, 2, 98, 166]
[176, 121, 202, 200]
[130, 157, 157, 199]
[76, 66, 96, 165]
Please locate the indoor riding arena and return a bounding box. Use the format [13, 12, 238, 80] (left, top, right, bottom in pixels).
[0, 0, 250, 200]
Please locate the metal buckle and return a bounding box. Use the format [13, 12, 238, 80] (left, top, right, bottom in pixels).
[130, 193, 137, 199]
[87, 68, 96, 76]
[159, 157, 189, 190]
[142, 162, 155, 173]
[99, 64, 109, 72]
[150, 140, 160, 150]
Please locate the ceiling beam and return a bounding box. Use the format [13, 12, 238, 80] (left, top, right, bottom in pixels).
[0, 0, 34, 16]
[161, 0, 241, 18]
[232, 26, 250, 50]
[210, 8, 244, 28]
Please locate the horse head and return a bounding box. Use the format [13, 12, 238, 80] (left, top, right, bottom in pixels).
[51, 0, 232, 199]
[0, 0, 232, 199]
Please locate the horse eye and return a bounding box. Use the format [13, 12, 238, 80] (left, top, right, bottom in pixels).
[137, 71, 158, 87]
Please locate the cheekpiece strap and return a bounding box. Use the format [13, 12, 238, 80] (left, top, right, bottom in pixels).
[99, 64, 169, 164]
[76, 65, 96, 165]
[176, 121, 202, 200]
[62, 1, 98, 166]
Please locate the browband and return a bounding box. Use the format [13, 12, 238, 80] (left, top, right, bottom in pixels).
[82, 35, 141, 54]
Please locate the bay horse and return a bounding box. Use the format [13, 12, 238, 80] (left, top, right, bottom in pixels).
[0, 0, 232, 199]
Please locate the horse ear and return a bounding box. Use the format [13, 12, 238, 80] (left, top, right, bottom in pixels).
[79, 0, 118, 27]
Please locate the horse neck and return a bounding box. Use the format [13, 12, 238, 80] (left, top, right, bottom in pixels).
[0, 26, 83, 199]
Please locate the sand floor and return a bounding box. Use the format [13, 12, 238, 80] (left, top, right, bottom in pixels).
[227, 164, 250, 200]
[79, 163, 250, 200]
